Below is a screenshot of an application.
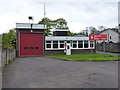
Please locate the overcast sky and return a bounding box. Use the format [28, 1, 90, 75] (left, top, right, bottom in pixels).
[0, 0, 119, 34]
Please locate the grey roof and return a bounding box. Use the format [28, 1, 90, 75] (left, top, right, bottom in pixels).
[98, 29, 119, 34]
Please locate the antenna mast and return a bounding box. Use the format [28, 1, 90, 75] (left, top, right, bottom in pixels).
[43, 4, 46, 30]
[44, 4, 46, 18]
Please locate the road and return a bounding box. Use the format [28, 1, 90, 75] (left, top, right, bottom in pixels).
[2, 57, 118, 88]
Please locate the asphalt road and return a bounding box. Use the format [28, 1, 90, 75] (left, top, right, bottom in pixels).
[2, 57, 118, 88]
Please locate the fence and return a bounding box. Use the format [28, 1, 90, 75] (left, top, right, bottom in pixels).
[96, 43, 120, 53]
[1, 46, 16, 69]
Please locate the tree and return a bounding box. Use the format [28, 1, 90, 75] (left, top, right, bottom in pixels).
[38, 17, 52, 36]
[2, 29, 16, 48]
[98, 26, 106, 31]
[111, 28, 118, 32]
[38, 18, 69, 36]
[68, 31, 74, 36]
[53, 18, 69, 29]
[89, 27, 98, 34]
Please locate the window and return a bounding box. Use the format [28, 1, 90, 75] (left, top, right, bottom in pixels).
[73, 41, 77, 48]
[35, 47, 39, 49]
[60, 41, 64, 48]
[78, 41, 83, 48]
[53, 41, 58, 48]
[30, 47, 33, 49]
[24, 47, 28, 49]
[67, 41, 70, 43]
[84, 41, 88, 48]
[46, 41, 51, 49]
[46, 41, 51, 43]
[90, 41, 94, 48]
[46, 44, 51, 48]
[110, 36, 111, 39]
[24, 47, 39, 49]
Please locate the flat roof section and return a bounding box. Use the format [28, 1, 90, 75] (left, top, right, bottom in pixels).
[45, 36, 89, 41]
[16, 23, 46, 29]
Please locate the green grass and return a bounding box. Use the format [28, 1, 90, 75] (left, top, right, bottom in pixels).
[48, 54, 120, 61]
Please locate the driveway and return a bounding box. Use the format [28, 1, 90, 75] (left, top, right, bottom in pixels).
[96, 51, 120, 56]
[2, 57, 118, 88]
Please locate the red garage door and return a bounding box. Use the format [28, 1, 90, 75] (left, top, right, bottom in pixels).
[20, 33, 44, 56]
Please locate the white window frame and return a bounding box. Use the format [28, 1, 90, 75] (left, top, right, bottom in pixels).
[45, 40, 95, 50]
[53, 41, 59, 49]
[72, 41, 77, 48]
[84, 41, 89, 48]
[59, 41, 65, 49]
[78, 41, 83, 48]
[45, 41, 52, 49]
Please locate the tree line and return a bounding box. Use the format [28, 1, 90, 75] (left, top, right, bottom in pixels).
[1, 17, 118, 48]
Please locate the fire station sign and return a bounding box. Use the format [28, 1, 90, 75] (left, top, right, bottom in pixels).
[89, 34, 107, 40]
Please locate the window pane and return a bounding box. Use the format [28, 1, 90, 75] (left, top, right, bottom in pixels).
[78, 41, 83, 44]
[60, 44, 64, 48]
[53, 41, 58, 43]
[110, 36, 111, 39]
[30, 47, 33, 49]
[46, 44, 51, 48]
[73, 41, 77, 43]
[73, 44, 77, 48]
[67, 41, 70, 43]
[24, 47, 28, 49]
[35, 47, 39, 49]
[78, 44, 83, 48]
[46, 41, 51, 43]
[84, 41, 88, 48]
[60, 41, 64, 43]
[90, 41, 94, 47]
[53, 44, 58, 48]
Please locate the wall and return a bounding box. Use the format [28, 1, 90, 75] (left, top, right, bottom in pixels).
[45, 49, 96, 55]
[1, 47, 16, 69]
[0, 46, 2, 70]
[96, 43, 120, 53]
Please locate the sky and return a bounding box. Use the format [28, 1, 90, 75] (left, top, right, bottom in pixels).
[0, 0, 119, 34]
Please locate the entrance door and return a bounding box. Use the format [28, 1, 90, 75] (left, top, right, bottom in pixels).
[66, 43, 71, 55]
[20, 33, 44, 56]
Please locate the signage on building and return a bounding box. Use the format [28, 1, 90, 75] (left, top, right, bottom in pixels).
[89, 34, 107, 40]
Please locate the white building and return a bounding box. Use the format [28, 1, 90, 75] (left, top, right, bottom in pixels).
[97, 29, 119, 43]
[45, 30, 96, 55]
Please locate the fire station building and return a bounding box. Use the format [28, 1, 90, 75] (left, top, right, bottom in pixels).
[16, 23, 95, 57]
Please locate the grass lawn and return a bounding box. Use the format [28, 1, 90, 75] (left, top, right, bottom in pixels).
[48, 54, 120, 61]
